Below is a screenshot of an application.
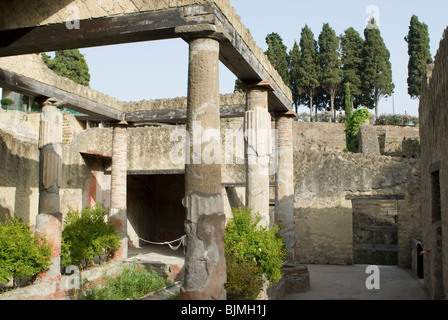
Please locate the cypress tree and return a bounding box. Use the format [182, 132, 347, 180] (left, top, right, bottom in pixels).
[344, 82, 354, 151]
[405, 15, 433, 99]
[318, 23, 342, 121]
[297, 25, 320, 121]
[362, 18, 394, 119]
[340, 27, 364, 109]
[288, 41, 302, 112]
[265, 33, 290, 85]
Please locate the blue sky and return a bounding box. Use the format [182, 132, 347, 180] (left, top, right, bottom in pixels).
[42, 1, 448, 116]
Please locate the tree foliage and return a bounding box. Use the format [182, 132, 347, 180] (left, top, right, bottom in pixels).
[341, 27, 364, 108]
[265, 33, 290, 85]
[297, 25, 320, 121]
[288, 41, 302, 111]
[42, 49, 90, 87]
[405, 15, 433, 99]
[361, 18, 394, 119]
[318, 23, 342, 121]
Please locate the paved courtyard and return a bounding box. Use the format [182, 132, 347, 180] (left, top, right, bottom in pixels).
[281, 264, 430, 300]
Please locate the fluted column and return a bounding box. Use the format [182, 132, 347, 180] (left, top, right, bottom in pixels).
[239, 81, 274, 228]
[36, 97, 63, 280]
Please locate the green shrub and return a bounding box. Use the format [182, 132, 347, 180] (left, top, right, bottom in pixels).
[345, 108, 371, 152]
[61, 204, 121, 269]
[0, 214, 52, 286]
[225, 254, 263, 300]
[224, 207, 287, 299]
[1, 98, 15, 106]
[79, 263, 168, 300]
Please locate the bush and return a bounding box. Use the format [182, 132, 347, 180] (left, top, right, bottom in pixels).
[0, 214, 52, 286]
[225, 255, 263, 300]
[345, 109, 371, 152]
[61, 204, 121, 269]
[1, 98, 15, 106]
[79, 263, 168, 300]
[224, 207, 287, 299]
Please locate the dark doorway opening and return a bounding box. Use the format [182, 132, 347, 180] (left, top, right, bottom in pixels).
[127, 174, 185, 247]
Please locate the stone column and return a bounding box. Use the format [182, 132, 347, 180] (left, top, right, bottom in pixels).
[239, 81, 274, 228]
[109, 119, 128, 260]
[274, 111, 297, 262]
[180, 32, 226, 300]
[36, 97, 63, 280]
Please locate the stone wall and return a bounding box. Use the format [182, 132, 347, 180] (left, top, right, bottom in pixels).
[292, 122, 421, 267]
[123, 92, 245, 112]
[419, 30, 448, 300]
[0, 110, 422, 269]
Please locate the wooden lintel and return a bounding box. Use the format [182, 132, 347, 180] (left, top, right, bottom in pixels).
[0, 6, 216, 57]
[0, 68, 122, 120]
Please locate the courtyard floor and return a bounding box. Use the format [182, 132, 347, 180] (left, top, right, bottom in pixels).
[281, 264, 430, 300]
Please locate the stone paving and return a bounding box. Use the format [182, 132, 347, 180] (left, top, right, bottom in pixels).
[281, 264, 430, 300]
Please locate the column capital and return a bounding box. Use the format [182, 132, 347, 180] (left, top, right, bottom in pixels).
[175, 24, 228, 42]
[270, 110, 298, 119]
[111, 118, 129, 128]
[238, 80, 275, 93]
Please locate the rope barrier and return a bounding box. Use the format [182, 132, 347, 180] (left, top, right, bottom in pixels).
[137, 234, 187, 252]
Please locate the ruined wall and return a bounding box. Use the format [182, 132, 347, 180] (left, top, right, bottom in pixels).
[123, 92, 245, 112]
[0, 127, 39, 226]
[292, 122, 421, 267]
[419, 31, 448, 300]
[0, 109, 422, 269]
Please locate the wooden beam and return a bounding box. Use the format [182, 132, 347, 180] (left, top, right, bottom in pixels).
[125, 104, 246, 123]
[0, 6, 216, 57]
[0, 69, 122, 120]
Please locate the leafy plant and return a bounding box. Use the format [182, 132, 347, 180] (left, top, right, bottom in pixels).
[79, 263, 168, 300]
[225, 254, 263, 300]
[0, 214, 52, 286]
[1, 98, 15, 106]
[224, 207, 287, 300]
[61, 204, 121, 269]
[345, 108, 371, 152]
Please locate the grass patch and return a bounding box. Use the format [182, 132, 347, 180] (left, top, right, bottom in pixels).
[79, 263, 168, 300]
